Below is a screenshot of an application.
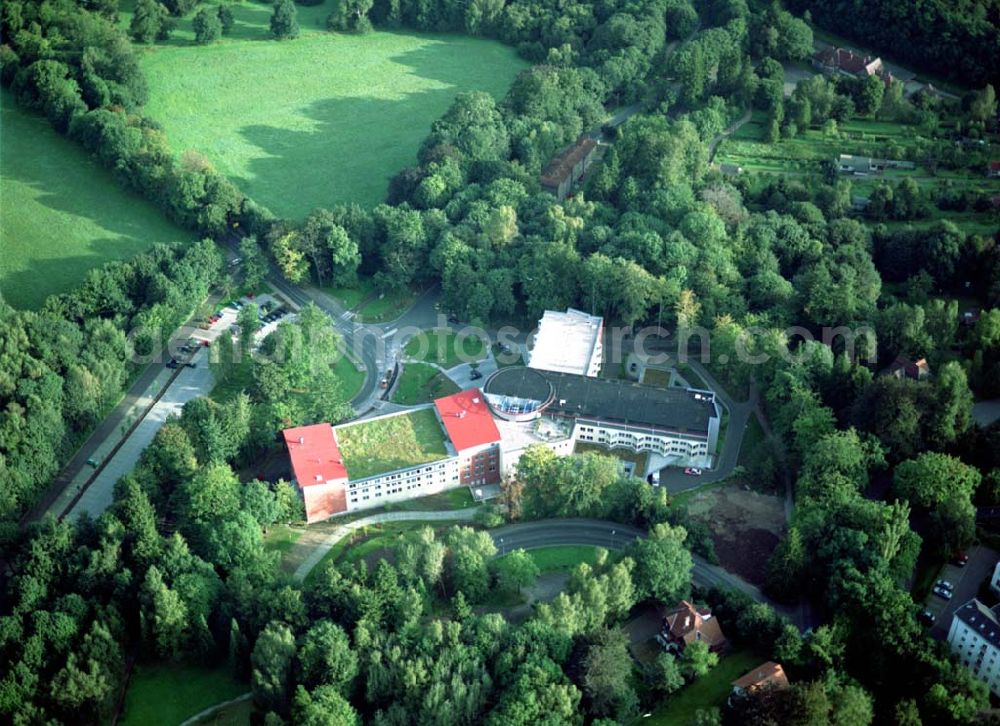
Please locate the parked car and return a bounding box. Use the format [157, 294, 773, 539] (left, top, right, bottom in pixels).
[684, 467, 703, 476]
[935, 579, 954, 592]
[166, 359, 179, 369]
[649, 470, 661, 486]
[933, 585, 953, 600]
[469, 369, 483, 380]
[953, 551, 969, 567]
[919, 610, 936, 626]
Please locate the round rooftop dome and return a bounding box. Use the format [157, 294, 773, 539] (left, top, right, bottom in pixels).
[482, 366, 554, 421]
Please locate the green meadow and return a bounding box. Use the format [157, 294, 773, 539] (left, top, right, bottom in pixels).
[129, 1, 527, 217]
[0, 92, 195, 309]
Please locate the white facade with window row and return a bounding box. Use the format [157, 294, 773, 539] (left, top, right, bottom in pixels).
[948, 599, 1000, 696]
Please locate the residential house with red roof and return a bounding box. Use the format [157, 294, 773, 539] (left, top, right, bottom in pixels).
[661, 600, 728, 654]
[541, 136, 597, 201]
[813, 47, 886, 80]
[730, 661, 790, 702]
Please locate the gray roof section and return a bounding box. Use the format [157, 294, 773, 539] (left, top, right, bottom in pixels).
[484, 367, 717, 436]
[955, 599, 1000, 649]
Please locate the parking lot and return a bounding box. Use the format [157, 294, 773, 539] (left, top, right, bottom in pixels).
[927, 546, 999, 638]
[64, 292, 296, 520]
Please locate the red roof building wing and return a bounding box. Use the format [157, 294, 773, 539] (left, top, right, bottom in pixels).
[283, 423, 347, 486]
[434, 388, 502, 452]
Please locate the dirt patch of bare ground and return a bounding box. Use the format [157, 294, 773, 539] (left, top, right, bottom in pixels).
[686, 487, 786, 587]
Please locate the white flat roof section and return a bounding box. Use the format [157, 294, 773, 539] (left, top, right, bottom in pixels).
[528, 308, 603, 377]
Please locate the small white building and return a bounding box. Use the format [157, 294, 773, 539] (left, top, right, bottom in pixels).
[529, 308, 603, 378]
[948, 599, 1000, 696]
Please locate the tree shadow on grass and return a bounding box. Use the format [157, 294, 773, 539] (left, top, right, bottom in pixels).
[231, 40, 527, 216]
[1, 94, 193, 308]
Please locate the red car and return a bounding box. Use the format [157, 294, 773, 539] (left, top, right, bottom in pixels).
[954, 551, 969, 567]
[684, 467, 703, 476]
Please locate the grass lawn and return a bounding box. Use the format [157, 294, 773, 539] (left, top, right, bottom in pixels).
[387, 486, 475, 511]
[391, 362, 461, 405]
[209, 356, 254, 404]
[641, 368, 672, 387]
[120, 663, 247, 726]
[128, 1, 527, 218]
[264, 523, 306, 556]
[193, 696, 253, 725]
[0, 91, 195, 309]
[333, 352, 366, 401]
[404, 328, 487, 368]
[646, 649, 759, 725]
[737, 415, 766, 469]
[516, 545, 602, 573]
[358, 287, 420, 323]
[335, 407, 448, 479]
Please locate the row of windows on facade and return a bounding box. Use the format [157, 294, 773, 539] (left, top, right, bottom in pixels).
[349, 475, 456, 502]
[577, 431, 706, 455]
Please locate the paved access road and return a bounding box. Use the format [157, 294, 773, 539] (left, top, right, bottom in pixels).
[654, 358, 756, 495]
[489, 518, 801, 624]
[292, 507, 482, 581]
[292, 511, 802, 626]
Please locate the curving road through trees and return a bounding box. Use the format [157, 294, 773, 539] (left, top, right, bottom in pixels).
[294, 512, 804, 626]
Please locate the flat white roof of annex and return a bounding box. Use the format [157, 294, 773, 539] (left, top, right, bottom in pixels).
[528, 308, 603, 377]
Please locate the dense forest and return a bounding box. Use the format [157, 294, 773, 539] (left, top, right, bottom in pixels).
[2, 0, 1000, 723]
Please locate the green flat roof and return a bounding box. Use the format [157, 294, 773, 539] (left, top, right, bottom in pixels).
[334, 407, 449, 480]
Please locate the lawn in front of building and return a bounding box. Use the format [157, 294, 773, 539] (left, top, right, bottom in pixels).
[404, 328, 488, 369]
[335, 407, 448, 479]
[646, 649, 759, 725]
[391, 362, 461, 405]
[388, 486, 475, 511]
[513, 545, 602, 573]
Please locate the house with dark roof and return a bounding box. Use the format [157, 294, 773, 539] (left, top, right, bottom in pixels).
[730, 661, 790, 702]
[482, 365, 720, 477]
[540, 136, 597, 201]
[661, 600, 728, 653]
[887, 355, 931, 381]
